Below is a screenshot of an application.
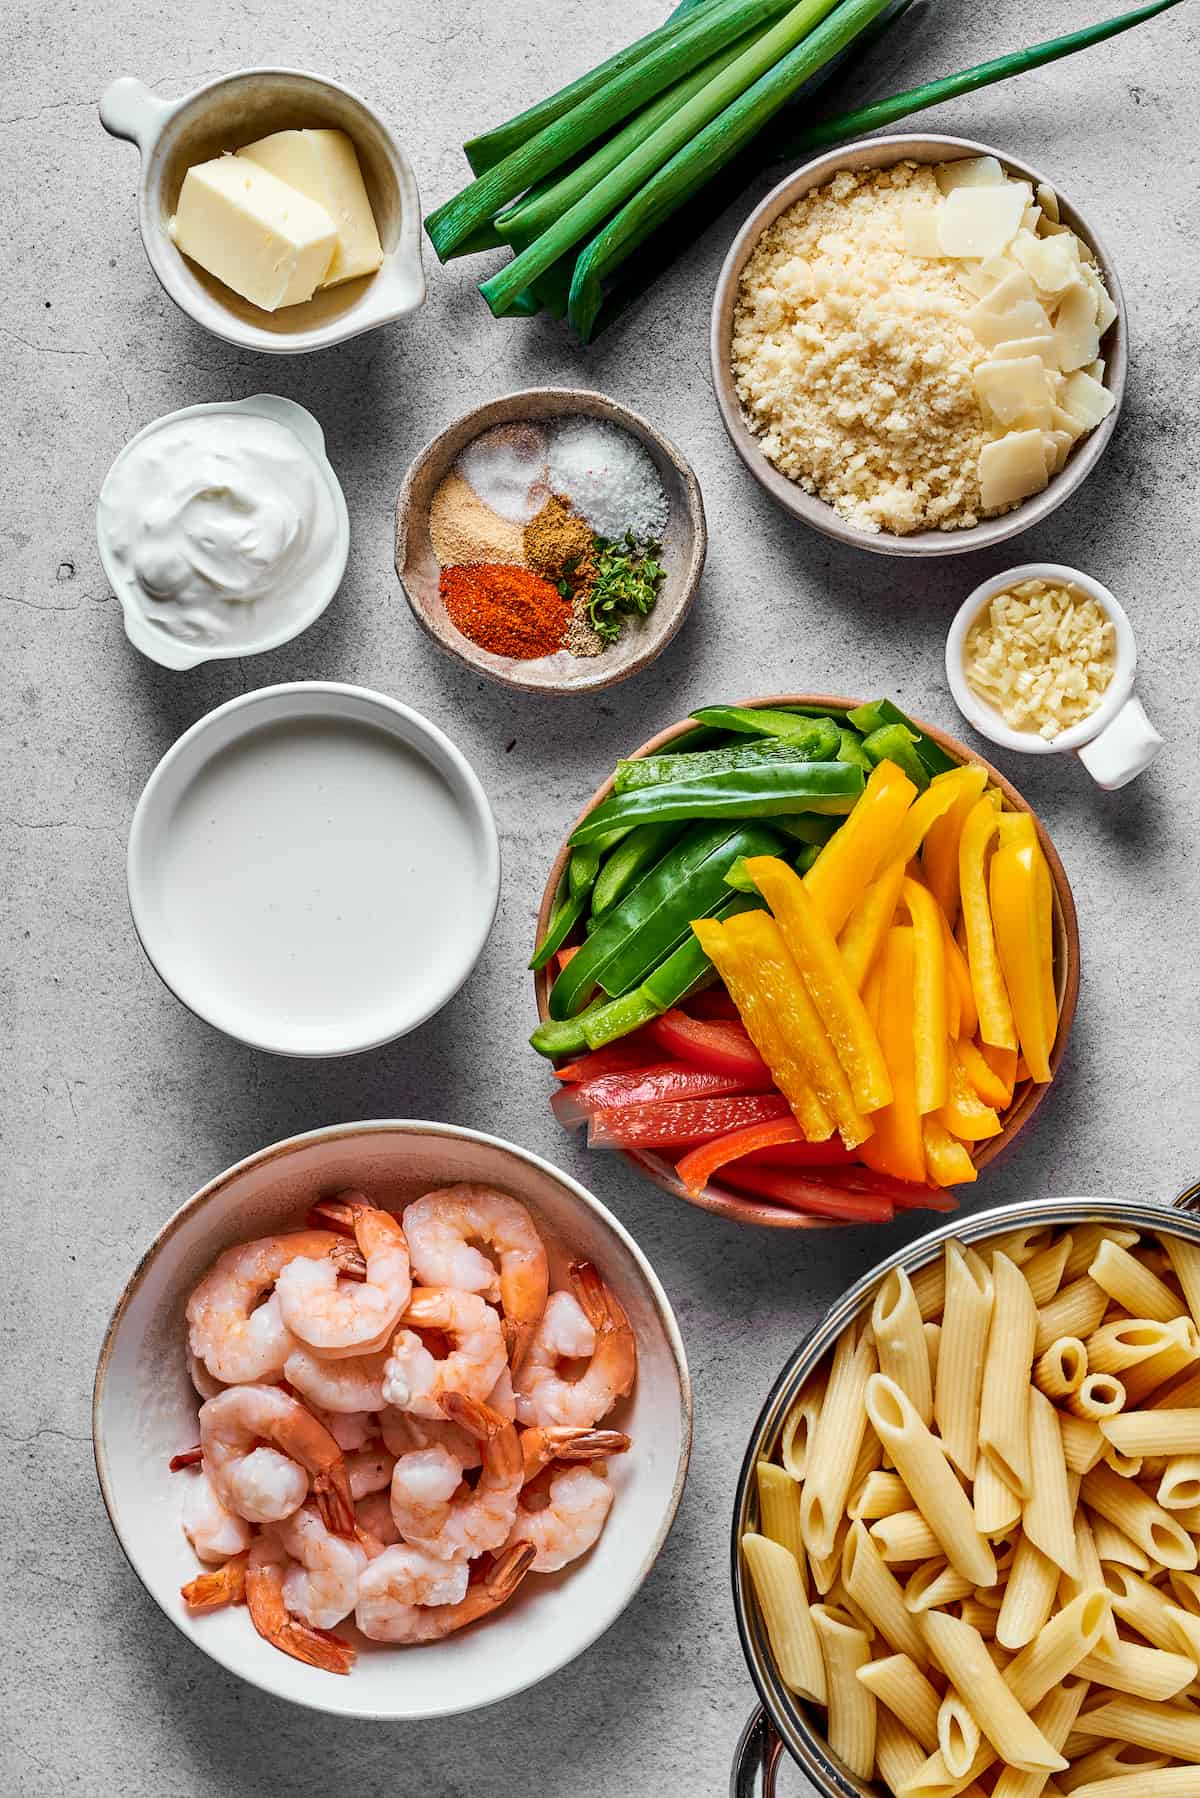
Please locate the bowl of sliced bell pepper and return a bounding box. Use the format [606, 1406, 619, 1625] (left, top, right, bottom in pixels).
[529, 696, 1079, 1230]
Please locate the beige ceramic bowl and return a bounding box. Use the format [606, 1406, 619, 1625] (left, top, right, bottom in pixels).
[93, 1121, 692, 1719]
[533, 696, 1079, 1229]
[99, 68, 425, 353]
[395, 388, 707, 693]
[710, 134, 1126, 558]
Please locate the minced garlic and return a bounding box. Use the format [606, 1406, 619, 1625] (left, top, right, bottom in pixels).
[964, 578, 1116, 739]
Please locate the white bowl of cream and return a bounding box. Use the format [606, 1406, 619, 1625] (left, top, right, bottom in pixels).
[97, 394, 349, 669]
[127, 683, 501, 1056]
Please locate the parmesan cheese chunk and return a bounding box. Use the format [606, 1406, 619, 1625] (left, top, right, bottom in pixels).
[978, 429, 1049, 510]
[936, 155, 1007, 193]
[1012, 228, 1080, 296]
[967, 290, 1051, 349]
[1061, 370, 1116, 431]
[903, 207, 943, 257]
[974, 356, 1053, 429]
[1053, 282, 1101, 372]
[990, 334, 1057, 362]
[937, 185, 1027, 259]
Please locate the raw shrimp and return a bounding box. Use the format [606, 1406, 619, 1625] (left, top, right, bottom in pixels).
[182, 1553, 247, 1611]
[382, 1288, 507, 1417]
[245, 1534, 355, 1674]
[199, 1384, 354, 1533]
[182, 1467, 252, 1564]
[388, 1395, 522, 1562]
[284, 1341, 390, 1414]
[276, 1197, 411, 1358]
[187, 1232, 351, 1385]
[356, 1491, 400, 1555]
[357, 1540, 534, 1644]
[520, 1424, 631, 1484]
[273, 1505, 367, 1630]
[508, 1466, 613, 1572]
[513, 1263, 636, 1429]
[346, 1447, 395, 1500]
[402, 1185, 549, 1368]
[355, 1544, 470, 1641]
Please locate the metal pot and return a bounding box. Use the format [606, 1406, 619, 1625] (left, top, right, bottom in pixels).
[729, 1188, 1200, 1797]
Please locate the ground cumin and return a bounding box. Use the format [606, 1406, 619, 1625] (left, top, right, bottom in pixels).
[439, 562, 571, 659]
[524, 495, 603, 659]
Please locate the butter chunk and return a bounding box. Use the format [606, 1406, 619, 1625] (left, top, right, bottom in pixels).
[170, 155, 337, 312]
[978, 429, 1050, 510]
[937, 185, 1026, 258]
[238, 128, 383, 288]
[974, 356, 1053, 429]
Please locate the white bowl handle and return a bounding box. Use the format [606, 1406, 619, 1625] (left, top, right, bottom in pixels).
[1076, 695, 1163, 790]
[99, 77, 175, 147]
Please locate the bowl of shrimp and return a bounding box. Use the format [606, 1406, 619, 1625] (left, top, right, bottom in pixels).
[93, 1119, 692, 1719]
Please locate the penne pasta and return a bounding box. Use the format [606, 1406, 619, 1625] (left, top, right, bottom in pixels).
[1066, 1373, 1125, 1420]
[1023, 1388, 1079, 1575]
[1086, 1318, 1177, 1376]
[1074, 1691, 1200, 1759]
[874, 1708, 929, 1798]
[958, 1596, 1000, 1637]
[1061, 1224, 1140, 1285]
[1088, 1510, 1152, 1573]
[1121, 1317, 1200, 1405]
[825, 1576, 877, 1642]
[920, 1609, 1067, 1773]
[866, 1374, 997, 1587]
[925, 1320, 941, 1390]
[812, 1603, 875, 1780]
[996, 1533, 1058, 1649]
[873, 1267, 934, 1426]
[1036, 1279, 1109, 1359]
[810, 1515, 849, 1595]
[936, 1241, 994, 1479]
[1057, 1744, 1171, 1795]
[780, 1370, 827, 1481]
[742, 1532, 826, 1702]
[975, 1454, 1023, 1536]
[990, 1225, 1056, 1268]
[992, 1680, 1087, 1798]
[841, 1521, 928, 1667]
[1089, 1240, 1187, 1326]
[801, 1327, 876, 1563]
[1059, 1509, 1121, 1652]
[1034, 1336, 1087, 1400]
[1158, 1454, 1200, 1511]
[1067, 1770, 1200, 1798]
[1076, 1638, 1196, 1700]
[1101, 1409, 1200, 1458]
[870, 1510, 942, 1565]
[939, 1692, 982, 1778]
[1101, 1563, 1183, 1651]
[910, 1256, 948, 1324]
[856, 1651, 942, 1752]
[1022, 1235, 1073, 1307]
[1081, 1462, 1199, 1571]
[1164, 1601, 1200, 1664]
[1150, 1367, 1200, 1411]
[1166, 1235, 1200, 1331]
[850, 1470, 910, 1522]
[756, 1460, 805, 1572]
[1169, 1570, 1200, 1613]
[980, 1253, 1038, 1497]
[1059, 1413, 1107, 1477]
[905, 1556, 973, 1614]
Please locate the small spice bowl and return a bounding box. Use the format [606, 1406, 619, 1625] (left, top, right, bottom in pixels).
[946, 562, 1163, 790]
[394, 388, 707, 694]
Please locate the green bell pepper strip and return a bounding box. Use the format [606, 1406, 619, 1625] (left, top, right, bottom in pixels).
[847, 700, 957, 776]
[724, 840, 822, 892]
[861, 723, 930, 792]
[591, 821, 682, 918]
[775, 814, 838, 847]
[689, 707, 840, 753]
[529, 892, 762, 1058]
[529, 845, 604, 971]
[614, 735, 835, 794]
[568, 762, 865, 844]
[547, 822, 775, 1019]
[837, 727, 872, 770]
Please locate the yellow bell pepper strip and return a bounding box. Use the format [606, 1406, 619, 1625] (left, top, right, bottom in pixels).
[691, 918, 835, 1143]
[1034, 842, 1057, 1044]
[989, 837, 1056, 1084]
[695, 911, 872, 1148]
[891, 764, 988, 870]
[940, 909, 978, 1040]
[996, 809, 1038, 849]
[958, 793, 1018, 1051]
[956, 1036, 1013, 1110]
[981, 1041, 1018, 1101]
[803, 759, 918, 936]
[899, 877, 949, 1114]
[936, 1042, 1003, 1141]
[860, 926, 925, 1183]
[922, 1117, 978, 1187]
[921, 763, 989, 927]
[746, 855, 893, 1115]
[838, 856, 906, 993]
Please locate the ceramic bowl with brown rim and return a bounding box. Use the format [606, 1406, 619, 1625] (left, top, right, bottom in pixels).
[93, 1120, 692, 1719]
[710, 134, 1126, 559]
[532, 697, 1079, 1230]
[394, 388, 706, 693]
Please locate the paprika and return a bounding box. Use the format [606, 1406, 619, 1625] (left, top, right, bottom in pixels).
[439, 563, 571, 659]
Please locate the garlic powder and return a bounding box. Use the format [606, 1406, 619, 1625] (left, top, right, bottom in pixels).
[964, 578, 1116, 739]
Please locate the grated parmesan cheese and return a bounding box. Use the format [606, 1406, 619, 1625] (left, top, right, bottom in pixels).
[964, 578, 1116, 739]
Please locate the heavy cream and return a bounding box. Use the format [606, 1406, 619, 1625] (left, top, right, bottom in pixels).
[98, 407, 343, 653]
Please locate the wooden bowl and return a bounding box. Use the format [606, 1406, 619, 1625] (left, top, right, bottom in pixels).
[394, 387, 706, 693]
[532, 696, 1080, 1230]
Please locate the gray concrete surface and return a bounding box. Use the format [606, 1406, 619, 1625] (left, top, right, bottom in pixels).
[3, 0, 1198, 1791]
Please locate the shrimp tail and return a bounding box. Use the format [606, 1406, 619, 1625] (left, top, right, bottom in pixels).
[568, 1260, 613, 1331]
[313, 1464, 357, 1538]
[439, 1393, 507, 1441]
[503, 1316, 536, 1376]
[308, 1192, 368, 1234]
[521, 1426, 631, 1483]
[169, 1445, 204, 1471]
[246, 1546, 356, 1675]
[485, 1538, 536, 1600]
[182, 1553, 247, 1611]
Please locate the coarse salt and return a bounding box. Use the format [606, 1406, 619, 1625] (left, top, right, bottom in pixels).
[546, 418, 668, 542]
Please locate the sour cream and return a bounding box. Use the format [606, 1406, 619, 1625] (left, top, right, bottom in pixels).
[97, 398, 347, 666]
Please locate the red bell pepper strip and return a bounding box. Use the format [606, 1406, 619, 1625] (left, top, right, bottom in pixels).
[683, 988, 741, 1021]
[553, 1038, 654, 1083]
[646, 1009, 772, 1084]
[719, 1164, 895, 1222]
[587, 1092, 792, 1150]
[733, 1139, 857, 1170]
[676, 1117, 812, 1195]
[554, 1061, 767, 1130]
